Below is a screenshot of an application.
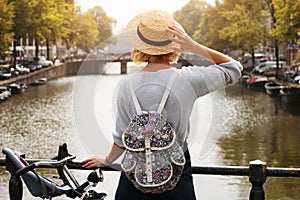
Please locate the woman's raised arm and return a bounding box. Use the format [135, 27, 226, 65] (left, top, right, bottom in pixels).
[166, 25, 234, 64]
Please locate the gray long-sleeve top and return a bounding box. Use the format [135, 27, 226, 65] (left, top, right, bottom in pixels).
[113, 61, 243, 147]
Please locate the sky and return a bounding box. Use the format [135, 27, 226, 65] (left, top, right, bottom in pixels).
[76, 0, 214, 31]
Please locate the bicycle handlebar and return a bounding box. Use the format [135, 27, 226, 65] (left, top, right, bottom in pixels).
[16, 155, 76, 176]
[15, 163, 36, 176]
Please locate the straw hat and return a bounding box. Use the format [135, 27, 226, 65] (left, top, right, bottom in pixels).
[126, 9, 185, 55]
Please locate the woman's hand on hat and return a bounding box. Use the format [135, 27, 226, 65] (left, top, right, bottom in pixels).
[166, 25, 198, 53]
[81, 157, 108, 168]
[167, 25, 234, 64]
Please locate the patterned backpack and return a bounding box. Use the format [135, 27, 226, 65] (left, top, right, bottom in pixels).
[121, 71, 186, 194]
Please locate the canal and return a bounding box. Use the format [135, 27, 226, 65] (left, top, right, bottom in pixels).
[0, 64, 299, 199]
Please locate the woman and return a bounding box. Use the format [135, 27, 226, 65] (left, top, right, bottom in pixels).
[82, 9, 242, 200]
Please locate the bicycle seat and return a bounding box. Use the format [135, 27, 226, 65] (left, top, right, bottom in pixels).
[3, 148, 73, 199]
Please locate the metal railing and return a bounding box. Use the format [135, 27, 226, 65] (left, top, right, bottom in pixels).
[0, 158, 299, 200]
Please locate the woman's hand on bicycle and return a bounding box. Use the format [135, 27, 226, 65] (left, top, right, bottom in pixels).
[81, 157, 108, 168]
[82, 143, 123, 168]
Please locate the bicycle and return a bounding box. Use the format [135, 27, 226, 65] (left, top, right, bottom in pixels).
[2, 143, 107, 200]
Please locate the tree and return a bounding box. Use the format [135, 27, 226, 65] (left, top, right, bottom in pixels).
[173, 0, 234, 52]
[8, 0, 31, 66]
[9, 0, 75, 59]
[297, 31, 300, 63]
[272, 0, 300, 64]
[173, 0, 208, 38]
[62, 5, 114, 53]
[174, 0, 269, 58]
[264, 0, 282, 76]
[193, 1, 235, 52]
[49, 0, 74, 44]
[0, 0, 14, 58]
[272, 0, 300, 41]
[86, 6, 116, 45]
[219, 0, 269, 61]
[42, 0, 75, 59]
[25, 0, 70, 59]
[66, 11, 99, 53]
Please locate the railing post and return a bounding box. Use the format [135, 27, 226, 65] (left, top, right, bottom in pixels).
[9, 176, 23, 200]
[5, 152, 24, 200]
[120, 59, 127, 74]
[249, 160, 267, 200]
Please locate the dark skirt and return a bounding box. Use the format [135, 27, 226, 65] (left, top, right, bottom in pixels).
[115, 149, 196, 200]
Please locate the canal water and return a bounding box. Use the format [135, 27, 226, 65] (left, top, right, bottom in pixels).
[0, 64, 299, 199]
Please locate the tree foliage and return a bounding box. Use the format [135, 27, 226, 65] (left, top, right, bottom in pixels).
[173, 0, 299, 62]
[174, 0, 269, 55]
[13, 0, 31, 39]
[265, 0, 300, 63]
[0, 0, 14, 56]
[8, 0, 75, 57]
[86, 6, 116, 44]
[3, 0, 114, 58]
[67, 10, 99, 52]
[272, 0, 300, 40]
[173, 0, 233, 52]
[219, 0, 268, 54]
[63, 6, 115, 53]
[3, 0, 298, 62]
[173, 0, 208, 37]
[193, 1, 235, 52]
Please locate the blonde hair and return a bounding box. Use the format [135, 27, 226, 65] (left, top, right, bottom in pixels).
[131, 49, 179, 65]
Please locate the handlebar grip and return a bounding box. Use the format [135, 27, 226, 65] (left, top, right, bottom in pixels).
[16, 163, 36, 176]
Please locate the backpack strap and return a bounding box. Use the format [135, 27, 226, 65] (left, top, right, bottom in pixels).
[129, 70, 178, 115]
[129, 79, 143, 115]
[157, 70, 177, 114]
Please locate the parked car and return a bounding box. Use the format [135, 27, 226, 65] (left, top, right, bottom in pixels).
[0, 65, 12, 80]
[21, 59, 43, 72]
[252, 61, 285, 76]
[15, 64, 30, 74]
[38, 56, 53, 67]
[10, 66, 19, 77]
[241, 53, 266, 71]
[26, 62, 42, 72]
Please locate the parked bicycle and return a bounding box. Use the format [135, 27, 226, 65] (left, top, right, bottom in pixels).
[2, 143, 107, 200]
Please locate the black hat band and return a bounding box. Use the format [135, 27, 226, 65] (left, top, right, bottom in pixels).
[137, 25, 172, 47]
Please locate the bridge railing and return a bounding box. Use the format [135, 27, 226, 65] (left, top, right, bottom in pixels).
[0, 158, 299, 200]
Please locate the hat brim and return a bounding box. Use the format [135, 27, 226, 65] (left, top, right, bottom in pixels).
[126, 13, 184, 55]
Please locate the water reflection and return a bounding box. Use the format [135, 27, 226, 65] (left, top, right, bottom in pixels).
[0, 78, 75, 156]
[221, 84, 300, 166]
[0, 77, 299, 200]
[219, 84, 300, 199]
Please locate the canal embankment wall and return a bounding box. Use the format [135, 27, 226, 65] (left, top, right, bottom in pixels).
[0, 61, 106, 87]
